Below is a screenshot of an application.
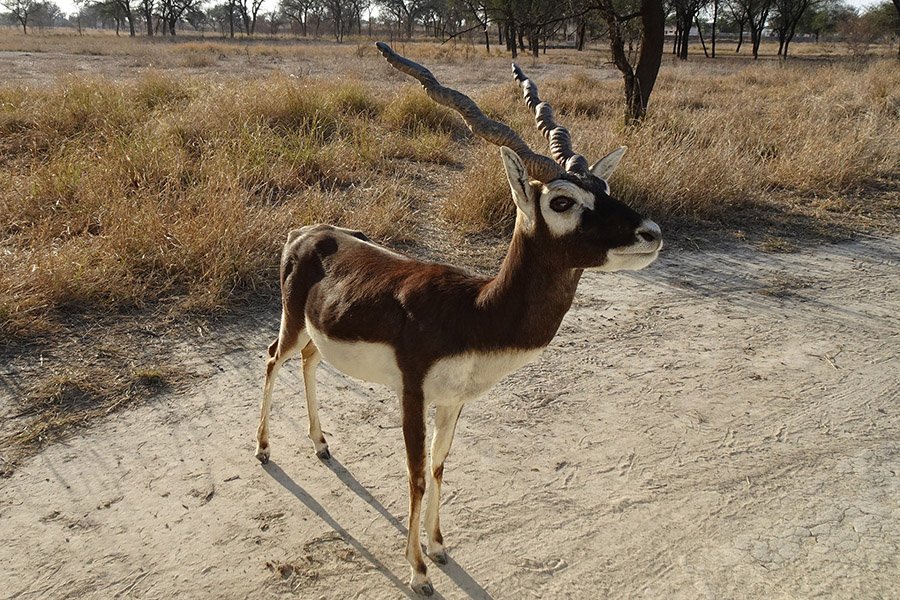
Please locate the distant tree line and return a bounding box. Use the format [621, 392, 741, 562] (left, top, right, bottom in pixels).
[2, 0, 897, 57]
[670, 0, 900, 59]
[2, 0, 896, 124]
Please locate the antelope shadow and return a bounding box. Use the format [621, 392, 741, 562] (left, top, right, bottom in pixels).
[264, 459, 495, 600]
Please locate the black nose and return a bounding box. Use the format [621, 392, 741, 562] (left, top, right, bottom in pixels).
[635, 221, 662, 246]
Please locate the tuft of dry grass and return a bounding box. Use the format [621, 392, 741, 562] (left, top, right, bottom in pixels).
[0, 363, 180, 476]
[440, 145, 515, 234]
[0, 73, 420, 338]
[382, 88, 466, 135]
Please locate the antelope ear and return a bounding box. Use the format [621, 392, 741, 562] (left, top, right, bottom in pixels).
[590, 146, 627, 181]
[500, 147, 536, 222]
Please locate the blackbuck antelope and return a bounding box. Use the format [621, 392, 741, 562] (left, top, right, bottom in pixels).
[255, 42, 662, 596]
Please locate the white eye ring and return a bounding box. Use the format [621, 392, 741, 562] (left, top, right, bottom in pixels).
[549, 197, 575, 212]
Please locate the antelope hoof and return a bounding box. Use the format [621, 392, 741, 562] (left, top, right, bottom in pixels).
[410, 572, 433, 596]
[316, 447, 331, 460]
[411, 581, 434, 596]
[255, 444, 270, 464]
[428, 549, 448, 565]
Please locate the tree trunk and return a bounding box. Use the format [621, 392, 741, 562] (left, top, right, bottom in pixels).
[604, 0, 664, 125]
[736, 22, 744, 52]
[506, 21, 517, 58]
[678, 21, 690, 59]
[143, 0, 153, 37]
[711, 0, 718, 58]
[631, 0, 665, 124]
[696, 18, 709, 58]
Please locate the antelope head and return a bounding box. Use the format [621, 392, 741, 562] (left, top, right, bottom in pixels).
[376, 43, 662, 272]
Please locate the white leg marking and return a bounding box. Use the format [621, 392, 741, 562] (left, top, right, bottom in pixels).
[301, 342, 330, 458]
[425, 404, 463, 562]
[255, 319, 308, 463]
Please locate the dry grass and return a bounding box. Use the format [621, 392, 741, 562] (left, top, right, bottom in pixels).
[1, 39, 898, 340]
[4, 366, 174, 459]
[0, 72, 419, 337]
[445, 58, 899, 233]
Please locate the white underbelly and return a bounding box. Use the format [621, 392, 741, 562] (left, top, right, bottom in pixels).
[306, 319, 543, 403]
[306, 320, 404, 391]
[423, 348, 543, 406]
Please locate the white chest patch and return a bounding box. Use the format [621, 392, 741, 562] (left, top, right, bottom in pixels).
[423, 348, 544, 406]
[305, 319, 404, 391]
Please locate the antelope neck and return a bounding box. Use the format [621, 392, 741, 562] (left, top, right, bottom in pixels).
[478, 227, 583, 350]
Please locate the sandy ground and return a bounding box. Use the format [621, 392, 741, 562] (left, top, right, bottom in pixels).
[1, 233, 897, 599]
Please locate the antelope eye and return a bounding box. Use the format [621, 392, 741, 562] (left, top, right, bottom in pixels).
[549, 197, 575, 213]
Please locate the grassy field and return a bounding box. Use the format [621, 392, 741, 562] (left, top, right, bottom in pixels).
[1, 32, 898, 470]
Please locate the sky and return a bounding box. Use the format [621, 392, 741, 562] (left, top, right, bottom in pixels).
[50, 0, 887, 26]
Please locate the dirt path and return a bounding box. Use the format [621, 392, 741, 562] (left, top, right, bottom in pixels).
[1, 235, 897, 599]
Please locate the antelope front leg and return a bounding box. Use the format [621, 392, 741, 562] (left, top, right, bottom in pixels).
[401, 388, 432, 596]
[424, 404, 462, 564]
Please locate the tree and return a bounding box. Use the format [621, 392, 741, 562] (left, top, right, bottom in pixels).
[457, 0, 493, 51]
[770, 0, 817, 57]
[158, 0, 202, 34]
[279, 0, 316, 35]
[731, 0, 771, 57]
[323, 0, 356, 40]
[106, 0, 138, 36]
[378, 0, 429, 38]
[237, 0, 263, 33]
[838, 11, 879, 56]
[140, 0, 153, 34]
[724, 0, 750, 52]
[852, 0, 900, 55]
[800, 0, 853, 42]
[2, 0, 36, 33]
[29, 0, 61, 28]
[671, 0, 708, 59]
[594, 0, 665, 124]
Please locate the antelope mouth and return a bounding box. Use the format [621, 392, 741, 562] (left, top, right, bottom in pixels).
[611, 243, 663, 257]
